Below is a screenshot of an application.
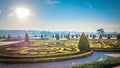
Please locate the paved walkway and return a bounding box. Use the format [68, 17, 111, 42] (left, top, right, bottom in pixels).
[0, 41, 23, 46]
[105, 54, 120, 58]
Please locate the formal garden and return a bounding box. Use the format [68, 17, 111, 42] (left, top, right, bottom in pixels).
[0, 33, 93, 63]
[0, 33, 120, 68]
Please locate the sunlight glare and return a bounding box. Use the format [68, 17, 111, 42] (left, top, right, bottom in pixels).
[15, 7, 30, 19]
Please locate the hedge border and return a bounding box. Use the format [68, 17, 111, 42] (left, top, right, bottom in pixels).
[0, 50, 93, 63]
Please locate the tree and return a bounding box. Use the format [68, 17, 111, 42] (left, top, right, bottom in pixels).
[92, 34, 96, 39]
[66, 33, 70, 40]
[25, 33, 29, 43]
[41, 34, 43, 39]
[18, 35, 20, 40]
[78, 32, 91, 52]
[99, 34, 102, 39]
[86, 34, 88, 38]
[34, 35, 37, 37]
[71, 35, 74, 38]
[55, 33, 59, 40]
[107, 34, 111, 39]
[52, 35, 54, 38]
[61, 35, 63, 38]
[75, 34, 79, 38]
[3, 35, 5, 38]
[117, 34, 120, 40]
[96, 28, 105, 35]
[8, 34, 10, 39]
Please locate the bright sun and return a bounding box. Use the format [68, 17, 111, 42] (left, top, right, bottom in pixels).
[15, 7, 30, 19]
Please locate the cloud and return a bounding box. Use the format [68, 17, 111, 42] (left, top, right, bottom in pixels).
[8, 13, 15, 17]
[45, 0, 60, 5]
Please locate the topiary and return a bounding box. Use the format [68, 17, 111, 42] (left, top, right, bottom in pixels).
[78, 32, 91, 52]
[25, 33, 29, 43]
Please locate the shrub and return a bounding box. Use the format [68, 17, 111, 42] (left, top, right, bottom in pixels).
[25, 33, 29, 43]
[78, 32, 91, 52]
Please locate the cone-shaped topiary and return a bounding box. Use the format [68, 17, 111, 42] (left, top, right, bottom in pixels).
[25, 33, 29, 43]
[78, 32, 91, 52]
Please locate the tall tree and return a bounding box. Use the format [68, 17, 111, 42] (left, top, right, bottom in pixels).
[78, 32, 91, 52]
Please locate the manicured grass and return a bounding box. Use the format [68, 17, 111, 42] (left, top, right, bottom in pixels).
[72, 57, 120, 68]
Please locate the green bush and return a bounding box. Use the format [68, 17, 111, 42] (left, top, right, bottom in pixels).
[78, 32, 91, 52]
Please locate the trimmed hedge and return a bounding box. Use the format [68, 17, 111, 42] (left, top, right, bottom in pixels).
[93, 48, 120, 52]
[0, 50, 93, 63]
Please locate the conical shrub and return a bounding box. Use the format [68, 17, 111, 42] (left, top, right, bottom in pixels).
[78, 32, 91, 52]
[25, 33, 29, 43]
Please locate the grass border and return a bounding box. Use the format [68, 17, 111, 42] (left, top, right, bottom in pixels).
[92, 48, 120, 52]
[72, 57, 120, 68]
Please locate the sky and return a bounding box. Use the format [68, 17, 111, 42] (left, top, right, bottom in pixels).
[0, 0, 120, 32]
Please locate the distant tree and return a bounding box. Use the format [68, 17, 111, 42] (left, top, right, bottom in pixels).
[71, 35, 74, 38]
[34, 35, 37, 37]
[78, 32, 91, 52]
[61, 35, 63, 38]
[90, 34, 92, 37]
[52, 35, 54, 38]
[117, 34, 120, 40]
[96, 28, 105, 35]
[41, 34, 43, 39]
[92, 34, 96, 39]
[76, 34, 79, 38]
[66, 33, 70, 40]
[99, 34, 102, 39]
[104, 35, 107, 37]
[107, 34, 111, 39]
[55, 33, 59, 40]
[8, 34, 10, 39]
[44, 35, 47, 38]
[64, 34, 66, 38]
[110, 34, 113, 37]
[86, 34, 88, 38]
[18, 35, 20, 39]
[3, 35, 5, 38]
[25, 33, 29, 43]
